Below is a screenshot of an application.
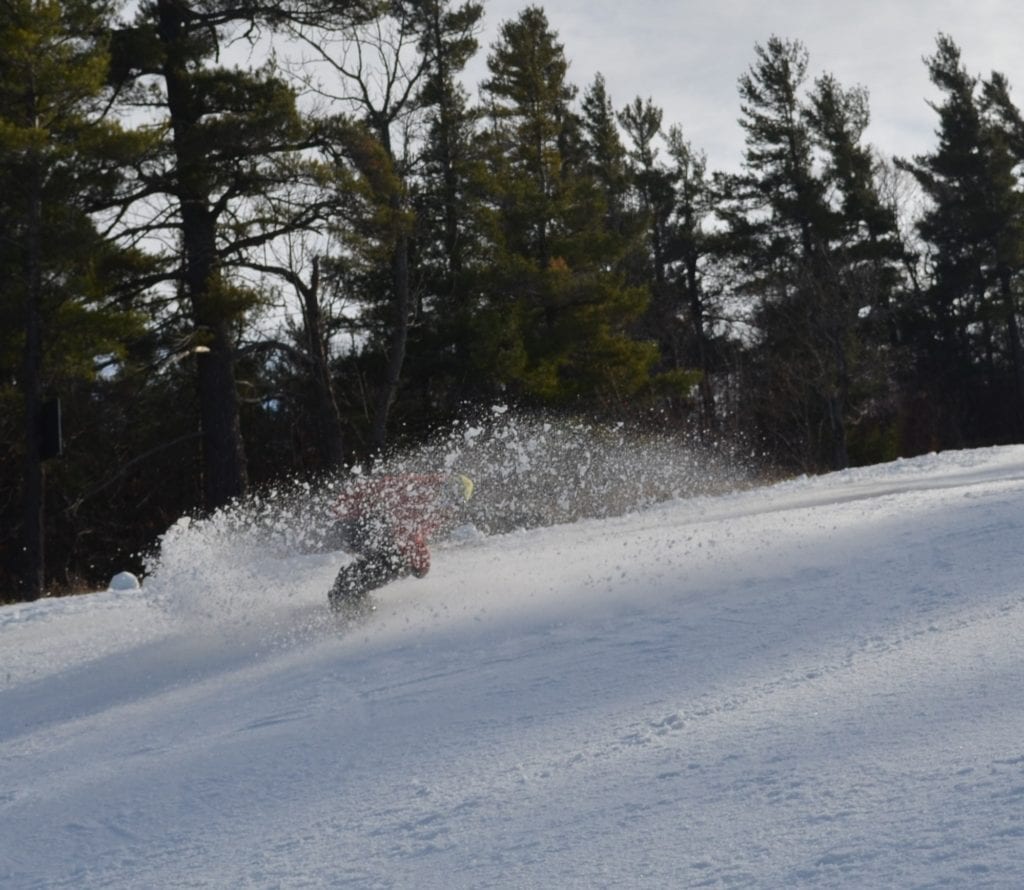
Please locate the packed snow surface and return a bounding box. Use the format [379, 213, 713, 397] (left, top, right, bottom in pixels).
[3, 446, 1024, 887]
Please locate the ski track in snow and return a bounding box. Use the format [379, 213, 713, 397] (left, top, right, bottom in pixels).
[2, 445, 1024, 887]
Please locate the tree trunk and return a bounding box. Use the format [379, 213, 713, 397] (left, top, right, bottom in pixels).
[372, 233, 412, 453]
[685, 254, 716, 433]
[194, 319, 248, 509]
[427, 4, 464, 286]
[20, 153, 45, 601]
[301, 258, 346, 470]
[368, 114, 412, 455]
[828, 327, 850, 471]
[180, 200, 248, 511]
[158, 0, 248, 511]
[1000, 268, 1024, 431]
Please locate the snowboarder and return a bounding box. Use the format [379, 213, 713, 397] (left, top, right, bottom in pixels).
[328, 472, 475, 612]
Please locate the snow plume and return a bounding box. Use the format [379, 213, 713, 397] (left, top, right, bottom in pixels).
[142, 481, 345, 636]
[142, 409, 754, 627]
[379, 407, 757, 534]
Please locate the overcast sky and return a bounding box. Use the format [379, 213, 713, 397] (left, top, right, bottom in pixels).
[464, 0, 1024, 171]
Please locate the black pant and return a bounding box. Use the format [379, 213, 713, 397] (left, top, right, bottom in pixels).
[329, 516, 409, 609]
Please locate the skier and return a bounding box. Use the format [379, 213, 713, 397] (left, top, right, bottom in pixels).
[328, 471, 475, 612]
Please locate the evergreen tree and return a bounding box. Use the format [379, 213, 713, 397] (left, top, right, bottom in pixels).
[112, 1, 366, 509]
[414, 0, 483, 285]
[806, 73, 903, 460]
[979, 72, 1024, 418]
[619, 97, 702, 403]
[0, 0, 150, 599]
[720, 37, 830, 468]
[580, 74, 630, 236]
[406, 0, 485, 420]
[474, 6, 657, 409]
[480, 6, 579, 273]
[723, 37, 897, 470]
[619, 97, 674, 292]
[899, 35, 1024, 444]
[664, 126, 718, 428]
[898, 36, 987, 443]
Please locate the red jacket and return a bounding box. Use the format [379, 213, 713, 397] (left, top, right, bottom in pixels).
[335, 474, 457, 577]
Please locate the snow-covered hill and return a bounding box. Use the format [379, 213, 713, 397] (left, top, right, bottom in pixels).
[3, 446, 1024, 888]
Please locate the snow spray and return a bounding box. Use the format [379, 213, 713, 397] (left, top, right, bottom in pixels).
[143, 409, 756, 631]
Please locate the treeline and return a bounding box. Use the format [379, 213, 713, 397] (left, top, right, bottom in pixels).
[3, 1, 1023, 601]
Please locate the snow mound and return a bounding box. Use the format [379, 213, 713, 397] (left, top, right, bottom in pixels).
[108, 571, 141, 591]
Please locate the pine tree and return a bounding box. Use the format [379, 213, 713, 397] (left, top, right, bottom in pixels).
[806, 73, 903, 461]
[979, 72, 1024, 418]
[580, 74, 630, 236]
[415, 0, 483, 286]
[112, 0, 353, 508]
[724, 37, 898, 469]
[721, 37, 830, 468]
[619, 97, 674, 291]
[0, 0, 150, 599]
[619, 97, 703, 399]
[899, 35, 1024, 443]
[665, 126, 718, 428]
[473, 6, 656, 409]
[406, 0, 485, 420]
[480, 6, 579, 274]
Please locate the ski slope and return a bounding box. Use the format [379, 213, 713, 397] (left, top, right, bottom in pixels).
[3, 446, 1024, 888]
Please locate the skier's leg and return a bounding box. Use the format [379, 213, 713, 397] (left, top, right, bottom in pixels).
[328, 518, 417, 613]
[328, 560, 372, 612]
[327, 553, 408, 613]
